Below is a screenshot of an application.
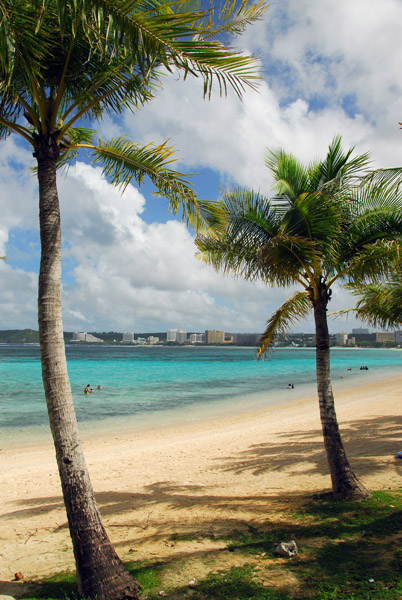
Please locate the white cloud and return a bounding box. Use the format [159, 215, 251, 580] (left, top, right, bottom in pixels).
[0, 137, 38, 255]
[58, 163, 288, 332]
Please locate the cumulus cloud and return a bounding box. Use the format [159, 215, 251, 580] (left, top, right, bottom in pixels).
[58, 163, 289, 332]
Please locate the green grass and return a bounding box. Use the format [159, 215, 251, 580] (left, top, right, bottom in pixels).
[17, 491, 402, 600]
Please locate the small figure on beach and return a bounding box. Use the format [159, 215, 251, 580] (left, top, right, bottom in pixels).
[84, 384, 93, 394]
[287, 383, 294, 389]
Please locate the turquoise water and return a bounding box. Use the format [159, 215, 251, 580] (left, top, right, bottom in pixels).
[1, 344, 401, 434]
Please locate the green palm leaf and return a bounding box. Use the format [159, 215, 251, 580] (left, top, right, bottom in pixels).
[346, 276, 402, 328]
[88, 136, 201, 227]
[258, 291, 312, 355]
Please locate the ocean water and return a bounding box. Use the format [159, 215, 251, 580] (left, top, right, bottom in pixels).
[1, 344, 402, 438]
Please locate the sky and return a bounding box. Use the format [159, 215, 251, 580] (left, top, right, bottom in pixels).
[1, 0, 402, 335]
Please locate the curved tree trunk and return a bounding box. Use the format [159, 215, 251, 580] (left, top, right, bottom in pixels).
[313, 282, 370, 500]
[36, 137, 141, 600]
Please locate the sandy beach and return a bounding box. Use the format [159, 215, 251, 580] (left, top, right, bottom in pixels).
[1, 375, 402, 589]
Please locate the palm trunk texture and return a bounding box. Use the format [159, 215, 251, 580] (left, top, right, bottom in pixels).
[36, 137, 141, 600]
[313, 282, 370, 500]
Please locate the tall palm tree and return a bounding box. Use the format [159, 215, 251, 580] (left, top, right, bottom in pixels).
[196, 137, 402, 500]
[0, 1, 267, 598]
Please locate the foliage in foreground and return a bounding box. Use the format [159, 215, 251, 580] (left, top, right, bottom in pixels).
[18, 490, 402, 600]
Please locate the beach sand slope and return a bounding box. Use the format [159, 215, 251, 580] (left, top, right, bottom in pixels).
[1, 377, 402, 586]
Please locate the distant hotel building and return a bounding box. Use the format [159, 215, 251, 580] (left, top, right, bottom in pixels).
[167, 329, 187, 343]
[122, 332, 135, 342]
[352, 327, 369, 335]
[190, 333, 204, 344]
[72, 332, 103, 343]
[205, 329, 225, 344]
[334, 331, 348, 346]
[376, 331, 395, 343]
[232, 333, 262, 346]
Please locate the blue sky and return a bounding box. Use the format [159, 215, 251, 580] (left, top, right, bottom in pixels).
[1, 0, 402, 334]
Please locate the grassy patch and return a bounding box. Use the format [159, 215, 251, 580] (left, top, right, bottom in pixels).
[17, 491, 402, 600]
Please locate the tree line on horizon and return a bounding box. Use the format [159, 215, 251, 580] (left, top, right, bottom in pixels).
[2, 1, 402, 599]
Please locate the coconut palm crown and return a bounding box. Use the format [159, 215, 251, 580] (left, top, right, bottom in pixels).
[196, 136, 402, 500]
[0, 1, 267, 599]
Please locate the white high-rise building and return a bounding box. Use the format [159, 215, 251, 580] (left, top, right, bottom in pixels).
[177, 330, 187, 343]
[167, 329, 187, 343]
[190, 333, 204, 344]
[334, 332, 348, 346]
[122, 332, 135, 342]
[167, 328, 179, 342]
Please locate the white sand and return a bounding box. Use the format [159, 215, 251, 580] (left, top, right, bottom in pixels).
[1, 375, 402, 584]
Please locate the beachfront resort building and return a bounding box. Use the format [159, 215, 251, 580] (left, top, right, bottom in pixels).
[334, 331, 348, 346]
[122, 332, 135, 343]
[233, 333, 262, 346]
[167, 329, 187, 343]
[205, 329, 225, 344]
[394, 331, 402, 344]
[190, 333, 204, 344]
[376, 331, 396, 343]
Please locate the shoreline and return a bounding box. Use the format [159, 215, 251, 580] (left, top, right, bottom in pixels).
[1, 374, 402, 581]
[0, 365, 397, 452]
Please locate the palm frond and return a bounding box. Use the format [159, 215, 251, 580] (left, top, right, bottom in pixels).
[38, 0, 266, 99]
[87, 136, 201, 228]
[345, 240, 402, 283]
[196, 188, 288, 282]
[265, 149, 310, 201]
[258, 233, 319, 286]
[309, 135, 370, 194]
[258, 291, 312, 356]
[348, 278, 402, 328]
[57, 126, 97, 167]
[362, 167, 402, 191]
[195, 233, 262, 280]
[193, 0, 268, 41]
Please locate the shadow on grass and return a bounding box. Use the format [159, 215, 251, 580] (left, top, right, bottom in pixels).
[7, 491, 402, 600]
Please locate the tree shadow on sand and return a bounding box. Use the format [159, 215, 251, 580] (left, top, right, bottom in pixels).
[216, 414, 402, 478]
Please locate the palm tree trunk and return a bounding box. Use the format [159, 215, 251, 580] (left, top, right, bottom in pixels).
[36, 138, 141, 600]
[313, 283, 370, 500]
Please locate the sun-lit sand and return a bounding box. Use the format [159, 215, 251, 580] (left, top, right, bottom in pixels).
[1, 375, 402, 585]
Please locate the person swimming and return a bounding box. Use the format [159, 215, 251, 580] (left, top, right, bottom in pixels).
[84, 384, 93, 394]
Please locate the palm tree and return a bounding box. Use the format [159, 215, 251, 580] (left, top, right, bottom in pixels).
[196, 137, 402, 500]
[0, 1, 267, 598]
